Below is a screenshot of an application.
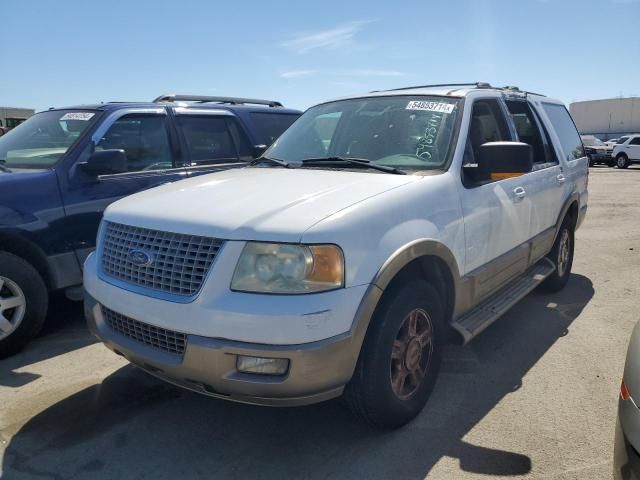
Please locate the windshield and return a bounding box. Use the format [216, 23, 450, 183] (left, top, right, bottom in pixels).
[265, 96, 460, 172]
[0, 110, 99, 168]
[581, 136, 604, 146]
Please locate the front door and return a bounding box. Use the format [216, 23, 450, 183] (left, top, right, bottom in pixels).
[59, 110, 187, 263]
[459, 97, 533, 300]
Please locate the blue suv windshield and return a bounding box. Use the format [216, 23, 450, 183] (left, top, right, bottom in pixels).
[0, 110, 99, 169]
[265, 96, 460, 171]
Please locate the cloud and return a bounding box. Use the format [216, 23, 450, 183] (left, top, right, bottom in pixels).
[344, 69, 405, 77]
[282, 20, 373, 54]
[280, 70, 316, 79]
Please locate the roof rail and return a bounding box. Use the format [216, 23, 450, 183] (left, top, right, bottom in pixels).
[153, 94, 284, 107]
[375, 82, 493, 93]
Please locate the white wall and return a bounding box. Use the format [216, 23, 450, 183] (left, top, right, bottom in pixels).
[569, 98, 640, 139]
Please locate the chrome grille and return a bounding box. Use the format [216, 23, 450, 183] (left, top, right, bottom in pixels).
[100, 221, 223, 296]
[102, 306, 186, 355]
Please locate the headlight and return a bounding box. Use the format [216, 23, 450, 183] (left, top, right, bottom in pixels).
[231, 242, 344, 294]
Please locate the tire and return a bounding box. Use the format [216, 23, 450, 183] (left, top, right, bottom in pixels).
[344, 280, 444, 428]
[0, 252, 48, 358]
[608, 160, 616, 167]
[540, 218, 575, 293]
[616, 154, 630, 169]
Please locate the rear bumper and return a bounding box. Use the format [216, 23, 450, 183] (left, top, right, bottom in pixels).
[85, 292, 360, 407]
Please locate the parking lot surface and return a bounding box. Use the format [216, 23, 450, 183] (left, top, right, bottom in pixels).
[1, 166, 639, 479]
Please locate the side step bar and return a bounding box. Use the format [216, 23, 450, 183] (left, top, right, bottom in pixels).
[451, 258, 556, 344]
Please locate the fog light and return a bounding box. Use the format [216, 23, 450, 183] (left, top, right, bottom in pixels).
[236, 355, 289, 375]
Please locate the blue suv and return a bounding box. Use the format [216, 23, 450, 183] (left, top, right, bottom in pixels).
[0, 94, 301, 356]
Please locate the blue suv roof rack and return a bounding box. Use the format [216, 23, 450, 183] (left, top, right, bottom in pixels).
[153, 94, 284, 108]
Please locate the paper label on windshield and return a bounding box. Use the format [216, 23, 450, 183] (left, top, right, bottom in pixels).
[405, 101, 454, 114]
[60, 112, 95, 121]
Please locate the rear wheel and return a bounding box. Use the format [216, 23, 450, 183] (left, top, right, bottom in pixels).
[344, 281, 444, 428]
[617, 154, 630, 169]
[0, 252, 48, 358]
[541, 218, 575, 292]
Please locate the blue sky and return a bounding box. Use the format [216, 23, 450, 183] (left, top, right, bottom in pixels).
[1, 0, 639, 112]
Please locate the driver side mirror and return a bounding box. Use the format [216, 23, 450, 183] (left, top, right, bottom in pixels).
[465, 141, 533, 182]
[78, 149, 128, 176]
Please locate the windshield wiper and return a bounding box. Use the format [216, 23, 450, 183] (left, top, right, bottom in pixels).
[249, 156, 292, 168]
[301, 156, 406, 175]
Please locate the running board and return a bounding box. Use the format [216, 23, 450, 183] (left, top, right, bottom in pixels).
[452, 258, 555, 344]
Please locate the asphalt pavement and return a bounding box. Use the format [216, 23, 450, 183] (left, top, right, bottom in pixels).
[1, 165, 639, 479]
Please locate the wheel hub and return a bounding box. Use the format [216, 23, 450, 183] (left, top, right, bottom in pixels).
[557, 229, 570, 277]
[390, 308, 434, 400]
[0, 276, 27, 340]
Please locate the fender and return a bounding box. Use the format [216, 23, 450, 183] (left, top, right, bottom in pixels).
[341, 239, 462, 377]
[553, 192, 580, 243]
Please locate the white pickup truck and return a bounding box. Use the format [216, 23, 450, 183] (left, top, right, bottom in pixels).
[84, 83, 588, 428]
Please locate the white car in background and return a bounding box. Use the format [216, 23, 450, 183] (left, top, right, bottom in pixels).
[612, 134, 640, 169]
[83, 83, 588, 428]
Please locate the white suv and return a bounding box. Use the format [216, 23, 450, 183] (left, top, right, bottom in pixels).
[84, 83, 589, 428]
[612, 134, 640, 168]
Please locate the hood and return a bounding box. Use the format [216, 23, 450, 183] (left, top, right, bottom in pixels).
[105, 167, 420, 241]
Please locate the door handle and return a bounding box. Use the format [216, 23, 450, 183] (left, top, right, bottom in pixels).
[557, 174, 566, 184]
[513, 186, 526, 202]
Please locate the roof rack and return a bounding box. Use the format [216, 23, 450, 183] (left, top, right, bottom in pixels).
[371, 83, 547, 98]
[375, 82, 493, 93]
[153, 94, 284, 107]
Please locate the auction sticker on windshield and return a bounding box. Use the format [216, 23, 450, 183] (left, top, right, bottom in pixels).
[60, 112, 95, 121]
[405, 101, 455, 114]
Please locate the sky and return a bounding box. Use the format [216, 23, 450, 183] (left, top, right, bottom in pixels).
[1, 0, 639, 112]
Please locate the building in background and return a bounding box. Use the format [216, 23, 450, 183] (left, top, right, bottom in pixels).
[0, 106, 35, 135]
[570, 98, 640, 140]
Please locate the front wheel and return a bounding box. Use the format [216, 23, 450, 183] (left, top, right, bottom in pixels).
[344, 281, 444, 428]
[617, 154, 630, 169]
[0, 252, 48, 358]
[540, 219, 575, 292]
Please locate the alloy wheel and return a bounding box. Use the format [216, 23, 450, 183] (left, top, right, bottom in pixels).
[390, 308, 434, 400]
[557, 229, 571, 277]
[0, 276, 27, 340]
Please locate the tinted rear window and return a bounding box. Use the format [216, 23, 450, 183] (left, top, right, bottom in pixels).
[250, 113, 299, 146]
[542, 103, 584, 161]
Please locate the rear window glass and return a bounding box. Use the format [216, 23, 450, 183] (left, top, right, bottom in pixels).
[250, 113, 299, 146]
[542, 103, 584, 161]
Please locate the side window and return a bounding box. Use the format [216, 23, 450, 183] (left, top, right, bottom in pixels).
[630, 137, 640, 145]
[97, 115, 172, 172]
[464, 99, 510, 165]
[541, 103, 584, 161]
[249, 113, 300, 146]
[177, 116, 239, 165]
[506, 100, 557, 166]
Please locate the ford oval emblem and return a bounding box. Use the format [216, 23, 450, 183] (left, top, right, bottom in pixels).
[128, 249, 154, 267]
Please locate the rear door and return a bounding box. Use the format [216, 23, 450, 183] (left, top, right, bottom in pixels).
[60, 108, 187, 262]
[505, 97, 563, 256]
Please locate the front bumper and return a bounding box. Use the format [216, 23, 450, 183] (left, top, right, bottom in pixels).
[614, 399, 640, 479]
[85, 292, 363, 407]
[587, 152, 612, 162]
